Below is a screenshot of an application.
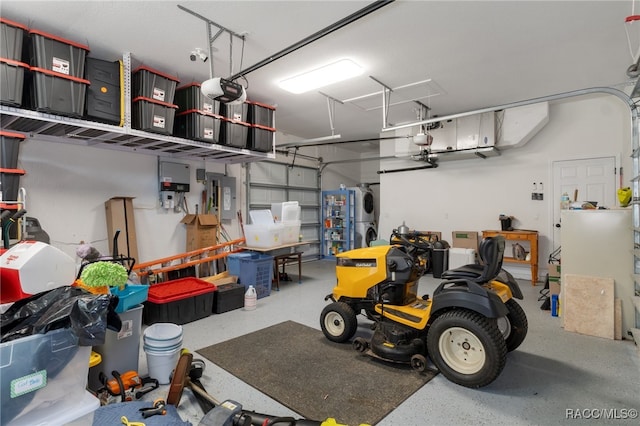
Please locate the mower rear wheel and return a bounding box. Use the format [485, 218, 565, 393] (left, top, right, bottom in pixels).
[498, 299, 528, 352]
[320, 302, 357, 343]
[427, 310, 507, 388]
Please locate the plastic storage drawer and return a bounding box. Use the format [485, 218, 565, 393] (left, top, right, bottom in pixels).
[143, 277, 217, 325]
[174, 109, 224, 143]
[213, 283, 245, 313]
[1, 18, 28, 61]
[28, 28, 89, 78]
[0, 328, 91, 425]
[132, 65, 179, 104]
[132, 96, 178, 135]
[249, 124, 275, 152]
[219, 118, 250, 148]
[247, 101, 276, 127]
[27, 68, 89, 117]
[175, 83, 218, 114]
[0, 58, 29, 106]
[84, 57, 122, 125]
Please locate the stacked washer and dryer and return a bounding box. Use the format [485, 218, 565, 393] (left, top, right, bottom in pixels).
[348, 184, 378, 248]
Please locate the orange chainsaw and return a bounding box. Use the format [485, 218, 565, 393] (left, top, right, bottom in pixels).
[98, 370, 159, 404]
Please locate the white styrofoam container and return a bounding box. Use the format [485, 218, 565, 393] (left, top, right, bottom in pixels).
[244, 222, 284, 248]
[448, 247, 477, 270]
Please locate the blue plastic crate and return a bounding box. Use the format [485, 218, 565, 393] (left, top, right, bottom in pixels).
[236, 253, 273, 299]
[226, 252, 253, 277]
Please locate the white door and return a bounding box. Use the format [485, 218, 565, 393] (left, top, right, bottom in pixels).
[552, 157, 617, 248]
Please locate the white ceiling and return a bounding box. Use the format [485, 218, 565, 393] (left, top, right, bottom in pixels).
[1, 1, 637, 153]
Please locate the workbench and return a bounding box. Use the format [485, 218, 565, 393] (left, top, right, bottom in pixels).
[241, 241, 309, 290]
[481, 230, 539, 285]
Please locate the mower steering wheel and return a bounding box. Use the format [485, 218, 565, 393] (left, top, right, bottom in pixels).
[394, 233, 432, 252]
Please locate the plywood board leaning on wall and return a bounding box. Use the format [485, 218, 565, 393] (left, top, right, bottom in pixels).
[563, 274, 614, 340]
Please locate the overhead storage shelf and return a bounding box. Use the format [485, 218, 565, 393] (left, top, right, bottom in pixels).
[0, 105, 274, 163]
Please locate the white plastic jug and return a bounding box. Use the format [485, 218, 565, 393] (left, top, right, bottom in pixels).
[244, 285, 257, 310]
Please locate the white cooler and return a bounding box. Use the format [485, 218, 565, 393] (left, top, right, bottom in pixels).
[448, 247, 477, 270]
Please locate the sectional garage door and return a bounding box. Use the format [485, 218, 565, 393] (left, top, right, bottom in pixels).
[246, 162, 320, 258]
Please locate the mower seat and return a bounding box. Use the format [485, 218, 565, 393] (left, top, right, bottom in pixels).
[441, 236, 505, 284]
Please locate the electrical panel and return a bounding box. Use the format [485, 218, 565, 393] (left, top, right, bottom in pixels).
[159, 161, 190, 192]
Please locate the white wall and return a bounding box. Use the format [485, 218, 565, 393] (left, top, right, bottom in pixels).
[17, 139, 237, 261]
[375, 93, 633, 281]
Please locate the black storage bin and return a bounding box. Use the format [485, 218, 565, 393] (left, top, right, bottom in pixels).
[174, 109, 223, 143]
[84, 57, 122, 125]
[219, 101, 248, 122]
[431, 240, 450, 279]
[131, 96, 177, 135]
[132, 65, 179, 104]
[213, 283, 244, 314]
[27, 68, 89, 117]
[28, 28, 89, 78]
[0, 58, 29, 106]
[0, 170, 24, 202]
[175, 83, 218, 114]
[249, 124, 275, 152]
[1, 18, 28, 61]
[0, 131, 26, 169]
[219, 118, 250, 148]
[247, 101, 275, 127]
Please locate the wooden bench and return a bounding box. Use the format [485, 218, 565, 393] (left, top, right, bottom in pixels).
[273, 251, 303, 290]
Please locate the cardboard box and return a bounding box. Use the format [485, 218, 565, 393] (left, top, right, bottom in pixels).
[452, 231, 479, 251]
[181, 214, 218, 251]
[548, 263, 561, 279]
[549, 281, 561, 296]
[105, 197, 138, 261]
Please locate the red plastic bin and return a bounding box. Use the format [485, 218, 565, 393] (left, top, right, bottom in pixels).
[143, 277, 216, 325]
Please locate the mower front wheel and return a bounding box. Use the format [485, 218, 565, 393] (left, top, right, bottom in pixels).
[427, 309, 507, 388]
[320, 302, 357, 343]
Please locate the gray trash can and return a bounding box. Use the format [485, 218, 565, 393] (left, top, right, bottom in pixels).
[431, 240, 450, 278]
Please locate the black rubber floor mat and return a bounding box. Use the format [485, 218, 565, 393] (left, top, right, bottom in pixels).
[197, 320, 437, 425]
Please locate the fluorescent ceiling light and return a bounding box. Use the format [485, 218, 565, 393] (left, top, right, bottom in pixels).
[278, 59, 363, 94]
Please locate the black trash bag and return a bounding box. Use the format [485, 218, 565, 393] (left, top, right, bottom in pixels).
[1, 286, 121, 345]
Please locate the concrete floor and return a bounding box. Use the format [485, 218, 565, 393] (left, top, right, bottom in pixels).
[138, 260, 640, 425]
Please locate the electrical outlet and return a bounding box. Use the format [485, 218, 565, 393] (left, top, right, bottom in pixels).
[531, 193, 537, 200]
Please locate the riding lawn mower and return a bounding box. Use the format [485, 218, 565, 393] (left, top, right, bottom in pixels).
[320, 224, 527, 388]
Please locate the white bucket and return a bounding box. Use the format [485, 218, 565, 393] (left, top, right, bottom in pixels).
[145, 345, 181, 385]
[143, 323, 183, 347]
[143, 340, 182, 352]
[244, 285, 257, 311]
